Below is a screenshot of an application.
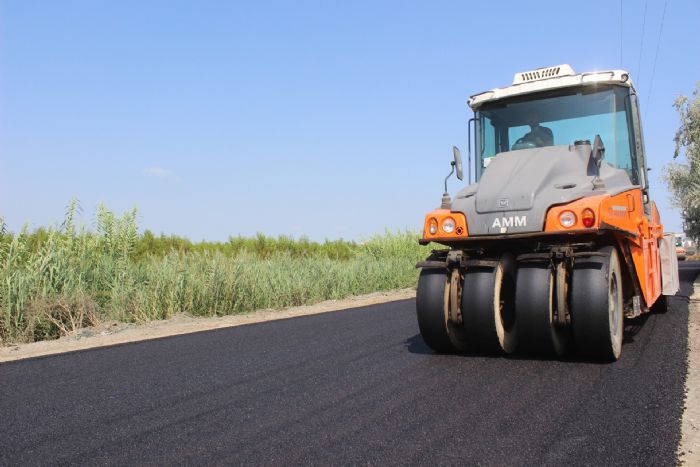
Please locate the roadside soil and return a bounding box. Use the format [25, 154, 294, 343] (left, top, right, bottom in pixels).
[0, 288, 416, 363]
[680, 276, 700, 465]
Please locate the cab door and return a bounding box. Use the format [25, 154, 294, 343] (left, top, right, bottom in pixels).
[628, 92, 651, 214]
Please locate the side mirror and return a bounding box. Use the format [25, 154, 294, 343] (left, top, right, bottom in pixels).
[591, 134, 605, 166]
[453, 146, 463, 181]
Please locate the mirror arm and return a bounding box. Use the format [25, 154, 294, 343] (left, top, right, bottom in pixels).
[440, 162, 456, 209]
[444, 162, 455, 194]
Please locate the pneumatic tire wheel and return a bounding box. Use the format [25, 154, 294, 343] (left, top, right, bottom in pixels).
[515, 262, 569, 357]
[416, 268, 467, 353]
[461, 253, 518, 354]
[571, 246, 624, 361]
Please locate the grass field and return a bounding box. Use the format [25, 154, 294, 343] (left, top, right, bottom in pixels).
[0, 201, 430, 344]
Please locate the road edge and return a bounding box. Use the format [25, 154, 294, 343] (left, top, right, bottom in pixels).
[679, 275, 700, 464]
[0, 288, 416, 363]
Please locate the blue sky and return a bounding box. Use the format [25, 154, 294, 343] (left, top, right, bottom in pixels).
[1, 0, 698, 241]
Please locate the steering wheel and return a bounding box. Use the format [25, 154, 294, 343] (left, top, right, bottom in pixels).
[512, 138, 537, 151]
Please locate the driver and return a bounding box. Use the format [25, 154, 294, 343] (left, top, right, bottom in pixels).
[521, 112, 554, 147]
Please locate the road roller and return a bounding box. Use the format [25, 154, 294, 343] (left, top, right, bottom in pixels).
[416, 64, 680, 360]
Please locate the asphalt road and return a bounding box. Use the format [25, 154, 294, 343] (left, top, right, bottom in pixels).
[1, 263, 699, 466]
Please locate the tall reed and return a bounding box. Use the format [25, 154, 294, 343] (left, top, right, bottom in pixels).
[0, 201, 429, 343]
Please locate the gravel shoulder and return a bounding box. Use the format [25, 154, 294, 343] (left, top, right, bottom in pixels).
[680, 274, 700, 464]
[0, 288, 416, 362]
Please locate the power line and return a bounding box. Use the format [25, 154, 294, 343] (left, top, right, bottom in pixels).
[636, 0, 648, 86]
[645, 0, 670, 117]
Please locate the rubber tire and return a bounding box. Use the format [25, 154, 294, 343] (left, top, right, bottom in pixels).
[461, 254, 518, 354]
[516, 262, 569, 357]
[416, 268, 467, 353]
[571, 246, 624, 361]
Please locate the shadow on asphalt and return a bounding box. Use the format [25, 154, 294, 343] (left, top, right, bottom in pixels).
[404, 332, 615, 363]
[623, 314, 650, 345]
[404, 334, 432, 355]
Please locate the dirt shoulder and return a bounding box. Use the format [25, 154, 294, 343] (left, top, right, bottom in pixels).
[0, 289, 416, 363]
[680, 276, 700, 464]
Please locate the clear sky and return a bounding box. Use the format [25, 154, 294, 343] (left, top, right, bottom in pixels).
[1, 0, 698, 241]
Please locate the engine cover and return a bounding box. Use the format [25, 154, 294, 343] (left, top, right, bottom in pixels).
[451, 145, 634, 235]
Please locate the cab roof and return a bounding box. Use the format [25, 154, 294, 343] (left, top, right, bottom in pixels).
[468, 64, 635, 110]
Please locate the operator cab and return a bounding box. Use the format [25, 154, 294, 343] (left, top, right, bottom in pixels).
[468, 65, 649, 197]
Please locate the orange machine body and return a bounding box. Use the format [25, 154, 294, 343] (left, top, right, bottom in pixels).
[422, 187, 663, 308]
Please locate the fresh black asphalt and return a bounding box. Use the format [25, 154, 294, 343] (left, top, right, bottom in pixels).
[1, 262, 699, 466]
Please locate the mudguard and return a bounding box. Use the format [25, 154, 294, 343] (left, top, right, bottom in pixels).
[659, 233, 680, 296]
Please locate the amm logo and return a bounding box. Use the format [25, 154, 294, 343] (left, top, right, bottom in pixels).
[492, 216, 527, 229]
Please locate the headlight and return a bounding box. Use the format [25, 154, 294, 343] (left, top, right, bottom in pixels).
[428, 218, 438, 235]
[559, 211, 576, 228]
[442, 217, 456, 234]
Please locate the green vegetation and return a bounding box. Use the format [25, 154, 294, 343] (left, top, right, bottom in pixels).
[665, 82, 700, 240]
[0, 200, 430, 344]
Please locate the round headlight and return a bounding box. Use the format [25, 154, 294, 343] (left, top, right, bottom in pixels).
[428, 218, 438, 235]
[559, 211, 576, 228]
[442, 217, 456, 234]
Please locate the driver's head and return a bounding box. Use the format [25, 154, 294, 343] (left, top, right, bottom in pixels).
[526, 111, 540, 129]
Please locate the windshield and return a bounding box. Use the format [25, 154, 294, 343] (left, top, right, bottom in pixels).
[475, 86, 638, 183]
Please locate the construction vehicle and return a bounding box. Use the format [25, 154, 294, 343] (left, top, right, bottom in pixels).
[416, 65, 679, 361]
[675, 235, 687, 261]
